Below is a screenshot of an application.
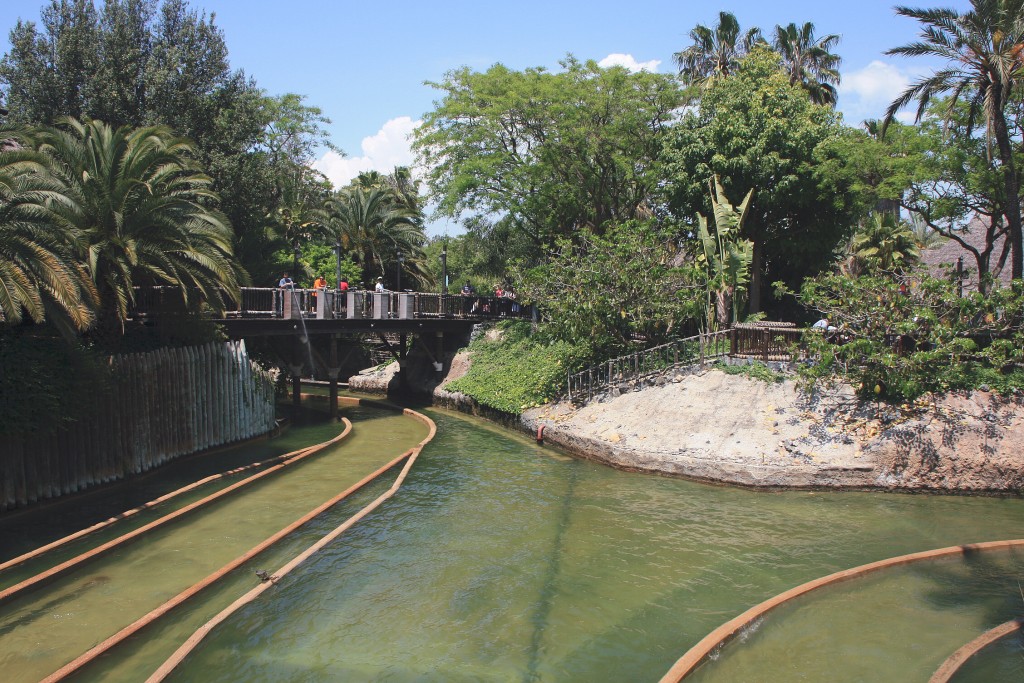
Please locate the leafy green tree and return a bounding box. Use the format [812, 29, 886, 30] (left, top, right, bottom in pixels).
[0, 135, 96, 334]
[414, 58, 683, 248]
[864, 98, 1017, 292]
[0, 0, 99, 124]
[794, 273, 1024, 401]
[298, 243, 361, 289]
[674, 11, 763, 89]
[32, 118, 244, 338]
[515, 221, 702, 355]
[771, 22, 842, 106]
[884, 0, 1024, 279]
[0, 0, 321, 286]
[662, 47, 860, 313]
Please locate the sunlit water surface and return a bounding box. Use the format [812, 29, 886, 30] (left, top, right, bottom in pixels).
[159, 408, 1024, 683]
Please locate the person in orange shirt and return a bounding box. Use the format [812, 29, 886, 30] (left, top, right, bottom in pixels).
[311, 275, 327, 312]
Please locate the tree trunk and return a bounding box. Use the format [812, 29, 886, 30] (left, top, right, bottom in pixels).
[992, 105, 1023, 280]
[748, 240, 763, 314]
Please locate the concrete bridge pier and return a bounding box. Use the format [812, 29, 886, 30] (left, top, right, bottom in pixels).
[327, 334, 340, 420]
[289, 363, 303, 414]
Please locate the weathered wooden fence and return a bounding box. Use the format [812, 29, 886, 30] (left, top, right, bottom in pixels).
[0, 340, 276, 512]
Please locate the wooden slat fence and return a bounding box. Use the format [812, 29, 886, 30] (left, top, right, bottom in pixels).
[0, 340, 276, 513]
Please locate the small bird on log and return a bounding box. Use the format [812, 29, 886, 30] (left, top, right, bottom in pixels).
[255, 569, 277, 583]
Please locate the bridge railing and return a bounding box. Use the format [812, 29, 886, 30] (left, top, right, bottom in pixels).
[129, 287, 535, 321]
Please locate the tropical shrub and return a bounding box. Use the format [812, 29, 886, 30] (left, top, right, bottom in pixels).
[792, 273, 1024, 401]
[445, 321, 587, 413]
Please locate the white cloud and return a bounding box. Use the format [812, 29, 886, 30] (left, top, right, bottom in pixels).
[313, 116, 421, 189]
[838, 60, 918, 124]
[598, 53, 661, 73]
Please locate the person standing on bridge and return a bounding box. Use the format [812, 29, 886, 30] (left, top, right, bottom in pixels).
[375, 276, 386, 293]
[311, 275, 327, 313]
[278, 272, 293, 288]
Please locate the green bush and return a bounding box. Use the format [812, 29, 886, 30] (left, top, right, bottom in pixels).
[445, 321, 587, 413]
[0, 330, 112, 437]
[713, 360, 785, 384]
[791, 273, 1024, 401]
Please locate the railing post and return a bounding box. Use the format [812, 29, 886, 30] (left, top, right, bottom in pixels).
[762, 329, 770, 362]
[730, 327, 737, 357]
[700, 334, 705, 366]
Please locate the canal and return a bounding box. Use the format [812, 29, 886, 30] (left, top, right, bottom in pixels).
[1, 402, 1022, 681]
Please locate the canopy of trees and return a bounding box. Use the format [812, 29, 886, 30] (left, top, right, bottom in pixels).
[662, 47, 859, 312]
[414, 57, 684, 249]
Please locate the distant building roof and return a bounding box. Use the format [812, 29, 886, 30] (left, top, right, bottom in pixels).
[918, 214, 1011, 290]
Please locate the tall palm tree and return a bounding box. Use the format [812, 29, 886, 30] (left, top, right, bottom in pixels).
[0, 141, 97, 334]
[884, 0, 1024, 279]
[674, 11, 763, 88]
[33, 118, 244, 335]
[324, 185, 429, 288]
[772, 22, 842, 106]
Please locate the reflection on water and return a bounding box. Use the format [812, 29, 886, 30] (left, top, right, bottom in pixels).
[167, 408, 1024, 683]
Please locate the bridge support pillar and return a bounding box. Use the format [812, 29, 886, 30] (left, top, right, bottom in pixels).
[435, 331, 444, 375]
[328, 334, 339, 419]
[289, 364, 303, 414]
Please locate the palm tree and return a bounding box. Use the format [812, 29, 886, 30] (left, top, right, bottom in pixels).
[324, 185, 429, 288]
[884, 0, 1024, 279]
[674, 11, 763, 88]
[265, 187, 329, 277]
[849, 214, 920, 275]
[0, 141, 97, 334]
[772, 22, 842, 106]
[33, 118, 244, 336]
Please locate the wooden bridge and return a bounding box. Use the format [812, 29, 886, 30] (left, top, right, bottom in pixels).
[131, 287, 533, 416]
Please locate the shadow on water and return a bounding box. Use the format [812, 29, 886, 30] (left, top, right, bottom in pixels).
[524, 460, 579, 683]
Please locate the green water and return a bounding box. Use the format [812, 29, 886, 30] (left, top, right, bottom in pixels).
[160, 409, 1024, 682]
[951, 629, 1024, 682]
[0, 404, 428, 683]
[687, 551, 1024, 682]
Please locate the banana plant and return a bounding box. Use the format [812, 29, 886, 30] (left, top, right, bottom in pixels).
[695, 175, 754, 330]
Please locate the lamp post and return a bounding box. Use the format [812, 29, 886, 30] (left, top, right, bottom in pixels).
[333, 241, 342, 289]
[397, 250, 404, 292]
[292, 241, 300, 277]
[440, 242, 448, 294]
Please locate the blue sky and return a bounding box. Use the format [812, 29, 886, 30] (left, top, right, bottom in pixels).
[2, 0, 966, 203]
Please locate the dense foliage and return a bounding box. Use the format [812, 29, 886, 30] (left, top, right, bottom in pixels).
[515, 222, 701, 356]
[793, 274, 1024, 401]
[662, 47, 860, 312]
[445, 322, 586, 414]
[414, 58, 683, 249]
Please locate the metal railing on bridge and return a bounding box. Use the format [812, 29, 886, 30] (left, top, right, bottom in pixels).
[131, 287, 534, 322]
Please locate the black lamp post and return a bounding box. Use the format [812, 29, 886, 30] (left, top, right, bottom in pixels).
[397, 250, 404, 292]
[333, 241, 342, 289]
[292, 241, 300, 276]
[441, 242, 448, 294]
